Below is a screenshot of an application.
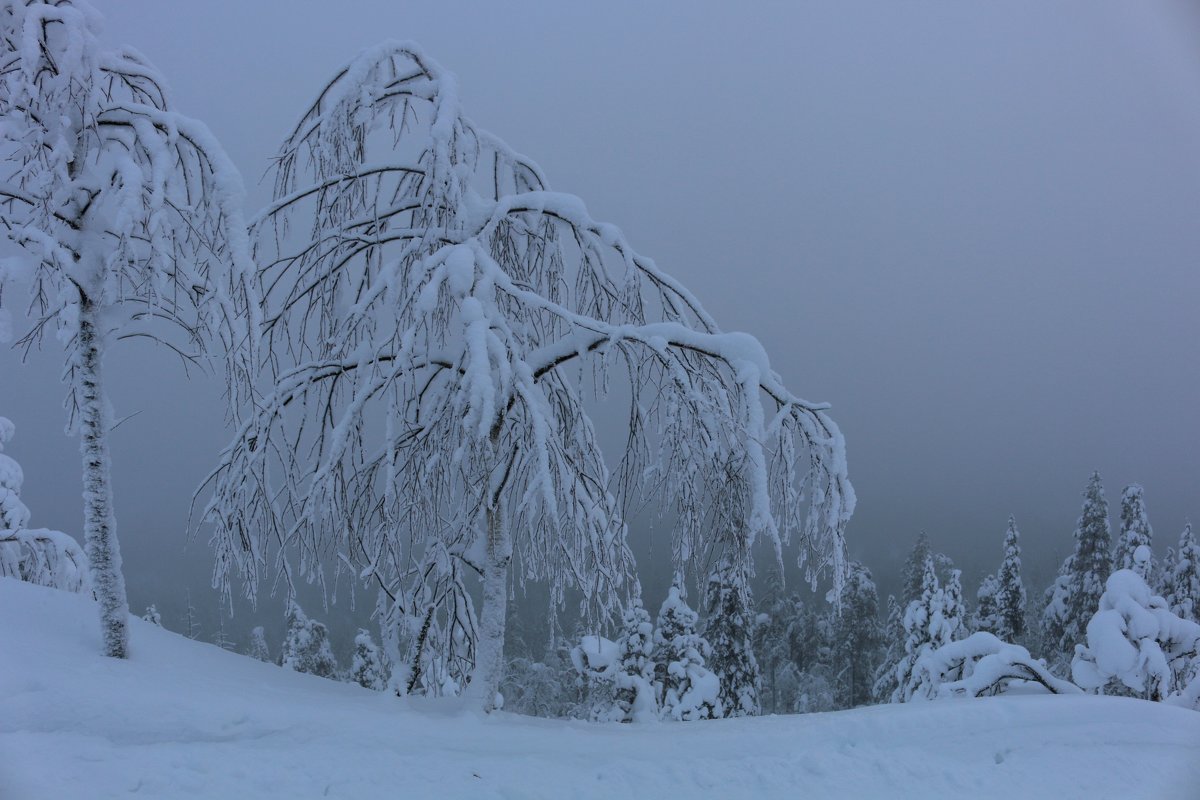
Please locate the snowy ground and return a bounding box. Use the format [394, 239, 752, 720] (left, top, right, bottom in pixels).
[2, 578, 1199, 800]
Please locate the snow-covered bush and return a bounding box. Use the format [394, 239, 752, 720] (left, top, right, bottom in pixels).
[1072, 567, 1200, 703]
[0, 417, 90, 595]
[654, 582, 720, 720]
[141, 605, 162, 626]
[0, 529, 91, 595]
[279, 602, 339, 679]
[911, 632, 1081, 700]
[350, 629, 389, 691]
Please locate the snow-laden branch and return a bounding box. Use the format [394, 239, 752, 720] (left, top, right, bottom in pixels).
[200, 41, 853, 705]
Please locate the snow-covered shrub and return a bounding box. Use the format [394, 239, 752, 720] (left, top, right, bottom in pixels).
[349, 629, 389, 691]
[279, 602, 339, 679]
[654, 582, 720, 720]
[502, 655, 574, 719]
[141, 605, 163, 626]
[911, 632, 1081, 700]
[0, 529, 91, 595]
[1072, 567, 1200, 703]
[0, 418, 90, 595]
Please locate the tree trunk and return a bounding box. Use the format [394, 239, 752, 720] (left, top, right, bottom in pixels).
[77, 298, 129, 658]
[468, 504, 511, 711]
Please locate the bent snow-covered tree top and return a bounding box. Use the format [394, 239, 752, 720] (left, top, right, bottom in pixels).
[200, 42, 854, 706]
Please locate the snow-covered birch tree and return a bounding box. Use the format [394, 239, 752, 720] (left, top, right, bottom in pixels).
[0, 0, 257, 658]
[199, 42, 853, 710]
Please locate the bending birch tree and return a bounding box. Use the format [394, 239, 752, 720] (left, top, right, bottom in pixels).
[201, 42, 853, 709]
[0, 0, 258, 657]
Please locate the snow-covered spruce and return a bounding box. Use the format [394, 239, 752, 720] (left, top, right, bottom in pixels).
[1117, 485, 1154, 581]
[141, 605, 162, 627]
[570, 635, 621, 722]
[247, 626, 272, 663]
[941, 568, 968, 643]
[0, 416, 30, 530]
[0, 0, 258, 659]
[871, 594, 904, 704]
[0, 417, 91, 594]
[1071, 566, 1200, 704]
[200, 42, 853, 710]
[611, 594, 659, 722]
[703, 557, 760, 717]
[279, 602, 339, 679]
[1164, 524, 1200, 623]
[992, 516, 1027, 644]
[831, 561, 881, 709]
[893, 554, 954, 702]
[654, 580, 720, 720]
[1043, 472, 1112, 670]
[973, 575, 1001, 636]
[350, 629, 389, 691]
[911, 632, 1081, 700]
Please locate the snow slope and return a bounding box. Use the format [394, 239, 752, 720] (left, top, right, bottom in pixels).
[2, 578, 1199, 800]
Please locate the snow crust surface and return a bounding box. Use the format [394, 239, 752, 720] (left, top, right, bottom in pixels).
[2, 578, 1199, 799]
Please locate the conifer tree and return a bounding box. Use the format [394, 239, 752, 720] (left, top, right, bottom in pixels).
[831, 561, 881, 709]
[1042, 472, 1111, 668]
[893, 554, 951, 702]
[612, 594, 658, 722]
[247, 626, 272, 663]
[183, 591, 201, 641]
[0, 417, 30, 530]
[1117, 484, 1154, 580]
[871, 594, 904, 704]
[350, 629, 389, 691]
[702, 557, 760, 717]
[994, 516, 1027, 644]
[973, 574, 1000, 635]
[212, 615, 236, 652]
[941, 568, 967, 642]
[1166, 524, 1200, 623]
[754, 590, 799, 713]
[141, 605, 162, 627]
[279, 601, 338, 679]
[901, 533, 933, 607]
[654, 579, 720, 720]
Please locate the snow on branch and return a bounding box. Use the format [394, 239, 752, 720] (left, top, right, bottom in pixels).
[912, 632, 1081, 700]
[200, 42, 853, 696]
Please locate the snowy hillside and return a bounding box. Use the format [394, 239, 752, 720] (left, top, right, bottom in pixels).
[2, 579, 1198, 799]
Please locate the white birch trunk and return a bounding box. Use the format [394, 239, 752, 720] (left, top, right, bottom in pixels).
[468, 504, 511, 711]
[77, 297, 129, 659]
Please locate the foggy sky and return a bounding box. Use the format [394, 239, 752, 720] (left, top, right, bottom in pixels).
[2, 0, 1198, 628]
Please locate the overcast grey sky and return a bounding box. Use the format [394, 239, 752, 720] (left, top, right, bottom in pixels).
[2, 0, 1198, 616]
